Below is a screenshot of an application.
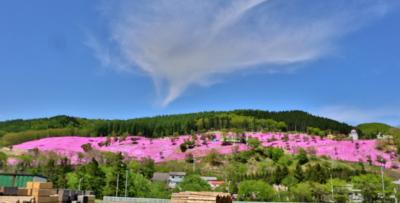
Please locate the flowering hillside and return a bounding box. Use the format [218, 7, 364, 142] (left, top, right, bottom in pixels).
[12, 133, 398, 168]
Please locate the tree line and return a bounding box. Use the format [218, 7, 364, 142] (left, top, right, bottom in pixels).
[0, 110, 353, 146]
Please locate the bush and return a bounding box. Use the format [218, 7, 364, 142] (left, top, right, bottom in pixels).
[178, 175, 211, 192]
[247, 138, 261, 149]
[238, 180, 274, 201]
[180, 143, 188, 152]
[185, 153, 194, 163]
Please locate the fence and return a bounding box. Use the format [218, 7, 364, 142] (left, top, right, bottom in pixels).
[101, 196, 285, 203]
[102, 196, 170, 203]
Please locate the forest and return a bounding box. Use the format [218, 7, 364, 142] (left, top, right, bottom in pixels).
[0, 110, 353, 146]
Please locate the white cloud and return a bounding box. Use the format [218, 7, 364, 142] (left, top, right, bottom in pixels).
[89, 0, 390, 106]
[316, 105, 400, 126]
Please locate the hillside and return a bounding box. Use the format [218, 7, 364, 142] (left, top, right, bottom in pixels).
[0, 109, 353, 146]
[357, 123, 400, 140]
[3, 132, 399, 202]
[11, 133, 396, 168]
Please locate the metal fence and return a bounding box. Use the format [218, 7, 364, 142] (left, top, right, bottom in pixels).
[103, 196, 171, 203]
[101, 196, 284, 203]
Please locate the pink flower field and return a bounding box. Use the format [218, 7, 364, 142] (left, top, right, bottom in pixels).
[12, 133, 398, 168]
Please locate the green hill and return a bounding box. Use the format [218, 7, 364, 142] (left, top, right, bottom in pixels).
[357, 123, 393, 139]
[0, 109, 353, 146]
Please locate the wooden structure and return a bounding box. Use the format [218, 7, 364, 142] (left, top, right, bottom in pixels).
[26, 181, 59, 203]
[171, 192, 232, 203]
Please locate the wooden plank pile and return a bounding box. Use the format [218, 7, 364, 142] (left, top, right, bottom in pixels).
[0, 187, 18, 196]
[0, 182, 95, 203]
[171, 192, 232, 203]
[0, 196, 34, 203]
[26, 182, 59, 203]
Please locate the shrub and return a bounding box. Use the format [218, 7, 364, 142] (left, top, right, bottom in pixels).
[238, 180, 274, 201]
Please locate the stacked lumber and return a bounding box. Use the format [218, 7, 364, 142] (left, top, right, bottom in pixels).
[171, 192, 232, 203]
[0, 196, 34, 203]
[26, 182, 58, 203]
[0, 187, 18, 196]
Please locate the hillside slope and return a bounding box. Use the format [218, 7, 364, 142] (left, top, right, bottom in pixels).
[0, 109, 353, 146]
[357, 123, 396, 139]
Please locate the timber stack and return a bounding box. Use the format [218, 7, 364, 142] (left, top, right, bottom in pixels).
[171, 192, 232, 203]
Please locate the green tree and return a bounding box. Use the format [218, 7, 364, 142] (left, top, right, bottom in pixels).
[139, 158, 155, 179]
[294, 163, 304, 182]
[290, 182, 314, 202]
[178, 175, 211, 192]
[0, 151, 7, 169]
[75, 158, 106, 196]
[247, 138, 261, 149]
[296, 148, 309, 165]
[325, 179, 349, 203]
[128, 173, 152, 197]
[352, 174, 395, 202]
[238, 180, 274, 201]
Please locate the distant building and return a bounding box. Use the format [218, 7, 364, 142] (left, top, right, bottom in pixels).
[0, 173, 47, 187]
[168, 172, 186, 188]
[151, 172, 222, 190]
[151, 172, 169, 182]
[348, 188, 363, 203]
[349, 129, 359, 141]
[208, 180, 225, 190]
[377, 132, 393, 140]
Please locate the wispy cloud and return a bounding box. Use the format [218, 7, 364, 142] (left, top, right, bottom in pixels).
[316, 105, 400, 126]
[89, 0, 390, 106]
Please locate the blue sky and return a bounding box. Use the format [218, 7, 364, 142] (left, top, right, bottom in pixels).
[0, 0, 399, 126]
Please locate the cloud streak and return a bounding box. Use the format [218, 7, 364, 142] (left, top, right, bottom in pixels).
[90, 0, 390, 106]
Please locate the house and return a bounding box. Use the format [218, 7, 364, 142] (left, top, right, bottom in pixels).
[151, 172, 186, 188]
[349, 129, 359, 141]
[0, 173, 47, 187]
[348, 188, 363, 203]
[201, 176, 224, 190]
[151, 172, 170, 182]
[151, 173, 223, 190]
[377, 132, 393, 140]
[208, 180, 225, 190]
[168, 172, 186, 188]
[340, 184, 363, 203]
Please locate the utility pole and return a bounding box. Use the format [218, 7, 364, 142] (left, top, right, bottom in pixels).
[116, 173, 120, 197]
[381, 164, 386, 202]
[125, 169, 129, 197]
[330, 168, 334, 202]
[78, 177, 83, 191]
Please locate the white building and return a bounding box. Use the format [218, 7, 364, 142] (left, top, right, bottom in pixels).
[377, 132, 393, 140]
[349, 129, 359, 141]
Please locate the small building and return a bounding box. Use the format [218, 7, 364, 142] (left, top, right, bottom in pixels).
[349, 129, 359, 141]
[168, 172, 186, 188]
[208, 181, 225, 190]
[348, 188, 363, 203]
[151, 172, 170, 182]
[343, 184, 363, 203]
[201, 176, 220, 190]
[377, 132, 393, 140]
[0, 173, 47, 187]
